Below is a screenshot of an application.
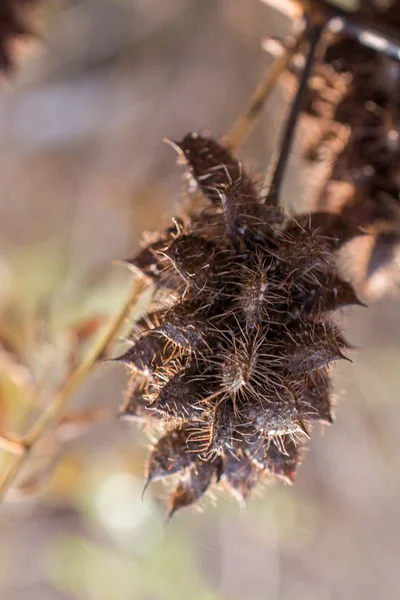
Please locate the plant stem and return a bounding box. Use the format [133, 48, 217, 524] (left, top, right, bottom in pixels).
[266, 24, 323, 206]
[0, 434, 25, 456]
[223, 31, 304, 149]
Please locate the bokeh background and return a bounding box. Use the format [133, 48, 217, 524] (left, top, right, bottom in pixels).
[0, 1, 400, 599]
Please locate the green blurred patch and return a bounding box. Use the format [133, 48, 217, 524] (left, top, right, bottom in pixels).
[47, 532, 221, 600]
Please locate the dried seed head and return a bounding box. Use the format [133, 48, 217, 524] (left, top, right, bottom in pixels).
[118, 134, 360, 516]
[292, 1, 400, 296]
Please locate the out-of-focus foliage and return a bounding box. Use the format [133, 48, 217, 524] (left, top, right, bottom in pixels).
[0, 241, 134, 496]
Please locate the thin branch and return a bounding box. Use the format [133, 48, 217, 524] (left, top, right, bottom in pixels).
[259, 0, 302, 19]
[266, 24, 323, 206]
[314, 0, 400, 62]
[0, 433, 25, 456]
[223, 31, 305, 149]
[328, 13, 400, 62]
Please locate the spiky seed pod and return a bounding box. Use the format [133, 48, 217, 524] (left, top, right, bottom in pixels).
[118, 133, 361, 516]
[290, 1, 400, 294]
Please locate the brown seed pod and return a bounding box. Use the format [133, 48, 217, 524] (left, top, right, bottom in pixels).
[117, 134, 362, 516]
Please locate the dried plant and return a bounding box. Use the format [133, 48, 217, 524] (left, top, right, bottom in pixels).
[116, 116, 365, 516]
[2, 0, 400, 518]
[112, 10, 375, 514]
[278, 0, 400, 295]
[116, 1, 400, 516]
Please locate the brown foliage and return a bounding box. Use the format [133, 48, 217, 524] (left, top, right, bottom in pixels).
[292, 0, 400, 294]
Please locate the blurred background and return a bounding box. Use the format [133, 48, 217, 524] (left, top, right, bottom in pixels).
[1, 1, 400, 599]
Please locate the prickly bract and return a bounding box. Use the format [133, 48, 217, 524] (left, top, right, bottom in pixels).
[118, 133, 361, 516]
